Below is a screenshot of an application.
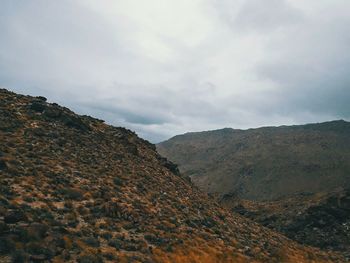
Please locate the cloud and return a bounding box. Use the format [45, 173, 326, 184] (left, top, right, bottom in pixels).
[0, 0, 350, 142]
[217, 0, 304, 33]
[254, 2, 350, 118]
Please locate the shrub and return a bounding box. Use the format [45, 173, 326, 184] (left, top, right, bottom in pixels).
[113, 177, 123, 186]
[108, 239, 122, 249]
[60, 188, 83, 200]
[77, 253, 103, 263]
[103, 252, 115, 260]
[100, 232, 112, 240]
[0, 222, 9, 234]
[144, 235, 168, 246]
[26, 241, 54, 258]
[11, 249, 27, 263]
[4, 210, 27, 224]
[82, 237, 100, 248]
[0, 236, 14, 254]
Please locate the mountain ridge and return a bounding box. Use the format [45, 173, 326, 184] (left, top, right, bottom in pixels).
[170, 119, 349, 139]
[157, 120, 350, 201]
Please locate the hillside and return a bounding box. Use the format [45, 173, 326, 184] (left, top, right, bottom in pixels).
[0, 88, 345, 262]
[157, 122, 350, 257]
[222, 189, 350, 258]
[157, 122, 350, 201]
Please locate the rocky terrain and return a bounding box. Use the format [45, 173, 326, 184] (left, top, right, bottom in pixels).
[221, 189, 350, 258]
[157, 122, 350, 201]
[1, 88, 346, 262]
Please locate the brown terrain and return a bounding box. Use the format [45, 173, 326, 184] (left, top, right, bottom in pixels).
[157, 123, 350, 201]
[0, 88, 346, 262]
[157, 122, 350, 259]
[221, 189, 350, 259]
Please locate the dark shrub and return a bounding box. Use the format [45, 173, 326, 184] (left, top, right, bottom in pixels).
[35, 96, 47, 102]
[108, 239, 121, 249]
[144, 235, 168, 246]
[82, 237, 100, 248]
[0, 159, 7, 170]
[0, 236, 15, 254]
[113, 177, 123, 186]
[60, 188, 83, 200]
[26, 242, 53, 258]
[103, 252, 115, 260]
[28, 223, 48, 239]
[30, 101, 46, 113]
[11, 249, 27, 263]
[4, 210, 27, 224]
[0, 222, 9, 234]
[60, 114, 91, 132]
[100, 232, 112, 240]
[64, 200, 73, 209]
[77, 254, 103, 263]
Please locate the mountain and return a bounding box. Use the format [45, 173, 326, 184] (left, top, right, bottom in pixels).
[157, 122, 350, 201]
[1, 88, 345, 262]
[157, 122, 350, 258]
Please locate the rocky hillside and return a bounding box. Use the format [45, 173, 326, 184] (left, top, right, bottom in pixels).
[222, 189, 350, 258]
[157, 122, 350, 201]
[0, 88, 345, 262]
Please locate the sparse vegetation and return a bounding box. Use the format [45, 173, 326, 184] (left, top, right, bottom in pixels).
[0, 88, 346, 262]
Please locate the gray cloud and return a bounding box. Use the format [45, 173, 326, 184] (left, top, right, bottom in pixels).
[0, 0, 349, 142]
[255, 8, 350, 118]
[218, 0, 304, 33]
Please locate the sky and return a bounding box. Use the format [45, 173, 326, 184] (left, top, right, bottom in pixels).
[1, 0, 350, 142]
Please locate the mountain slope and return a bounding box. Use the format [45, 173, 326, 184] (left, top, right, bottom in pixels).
[222, 189, 350, 258]
[0, 88, 345, 262]
[157, 122, 350, 201]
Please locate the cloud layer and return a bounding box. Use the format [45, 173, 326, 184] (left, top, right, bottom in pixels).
[1, 0, 350, 142]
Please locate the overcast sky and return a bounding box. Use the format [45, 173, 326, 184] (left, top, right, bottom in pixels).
[1, 1, 350, 142]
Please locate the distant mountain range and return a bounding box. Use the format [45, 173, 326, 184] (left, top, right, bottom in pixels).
[157, 121, 350, 201]
[157, 121, 350, 257]
[2, 89, 345, 262]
